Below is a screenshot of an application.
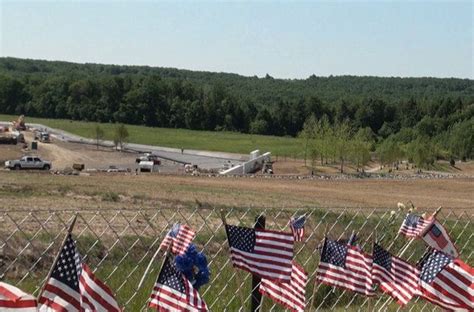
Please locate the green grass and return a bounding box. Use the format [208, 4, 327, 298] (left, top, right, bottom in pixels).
[3, 208, 468, 311]
[0, 114, 303, 157]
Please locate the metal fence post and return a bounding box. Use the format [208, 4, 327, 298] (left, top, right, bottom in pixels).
[251, 215, 266, 312]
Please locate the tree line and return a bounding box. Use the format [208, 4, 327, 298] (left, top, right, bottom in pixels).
[0, 57, 473, 167]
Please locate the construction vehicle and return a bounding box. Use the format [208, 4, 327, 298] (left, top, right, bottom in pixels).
[5, 156, 51, 170]
[135, 152, 161, 165]
[0, 130, 23, 145]
[12, 115, 26, 131]
[34, 130, 50, 143]
[138, 161, 160, 173]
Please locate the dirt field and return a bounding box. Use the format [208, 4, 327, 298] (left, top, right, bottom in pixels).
[0, 171, 472, 211]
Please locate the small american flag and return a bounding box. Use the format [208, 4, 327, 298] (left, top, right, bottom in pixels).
[0, 282, 37, 312]
[418, 250, 473, 311]
[316, 238, 374, 296]
[39, 234, 120, 312]
[290, 216, 305, 242]
[160, 223, 196, 255]
[398, 213, 431, 237]
[421, 220, 459, 258]
[372, 243, 419, 306]
[225, 224, 294, 282]
[148, 255, 208, 311]
[259, 261, 307, 312]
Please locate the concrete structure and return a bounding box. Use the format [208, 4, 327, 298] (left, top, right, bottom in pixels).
[220, 150, 271, 175]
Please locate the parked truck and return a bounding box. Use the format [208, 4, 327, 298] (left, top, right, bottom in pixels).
[34, 131, 50, 143]
[5, 156, 52, 170]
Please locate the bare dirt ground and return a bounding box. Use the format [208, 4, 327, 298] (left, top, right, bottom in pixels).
[1, 130, 472, 212]
[0, 171, 472, 211]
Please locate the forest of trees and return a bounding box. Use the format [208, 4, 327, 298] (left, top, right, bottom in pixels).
[0, 57, 473, 166]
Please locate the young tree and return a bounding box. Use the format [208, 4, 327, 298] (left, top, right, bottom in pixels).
[377, 138, 404, 169]
[114, 124, 129, 151]
[334, 120, 353, 173]
[94, 125, 105, 150]
[299, 114, 318, 166]
[350, 128, 372, 171]
[407, 138, 437, 169]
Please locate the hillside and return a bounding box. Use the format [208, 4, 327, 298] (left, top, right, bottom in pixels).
[0, 57, 473, 162]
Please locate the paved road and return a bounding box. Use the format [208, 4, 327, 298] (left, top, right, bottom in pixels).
[1, 122, 246, 170]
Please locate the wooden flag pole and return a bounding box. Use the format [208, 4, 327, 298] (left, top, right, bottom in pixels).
[250, 215, 266, 312]
[146, 247, 173, 307]
[379, 206, 442, 310]
[38, 214, 77, 300]
[220, 209, 246, 309]
[398, 206, 442, 259]
[137, 235, 172, 290]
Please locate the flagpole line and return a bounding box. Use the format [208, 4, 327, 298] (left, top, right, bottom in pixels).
[38, 214, 78, 300]
[379, 206, 443, 310]
[309, 223, 328, 311]
[146, 246, 173, 308]
[219, 209, 246, 310]
[137, 236, 172, 290]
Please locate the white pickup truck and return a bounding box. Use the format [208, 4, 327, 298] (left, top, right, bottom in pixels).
[5, 156, 52, 170]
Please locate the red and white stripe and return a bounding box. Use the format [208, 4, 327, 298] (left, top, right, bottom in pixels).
[259, 261, 307, 312]
[398, 216, 431, 237]
[421, 220, 459, 258]
[39, 268, 120, 312]
[420, 259, 473, 311]
[291, 228, 304, 242]
[372, 256, 419, 305]
[160, 224, 196, 255]
[0, 282, 38, 312]
[230, 229, 294, 282]
[316, 246, 374, 296]
[149, 279, 207, 312]
[39, 278, 81, 312]
[79, 264, 121, 312]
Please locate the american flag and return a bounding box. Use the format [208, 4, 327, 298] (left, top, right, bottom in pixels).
[418, 250, 473, 311]
[160, 223, 196, 255]
[148, 255, 208, 311]
[372, 243, 419, 306]
[259, 261, 307, 312]
[421, 220, 459, 258]
[398, 213, 431, 237]
[316, 238, 374, 296]
[290, 216, 305, 242]
[225, 224, 294, 282]
[38, 234, 120, 312]
[0, 282, 37, 312]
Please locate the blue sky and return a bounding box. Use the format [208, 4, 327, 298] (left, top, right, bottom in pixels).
[1, 1, 472, 79]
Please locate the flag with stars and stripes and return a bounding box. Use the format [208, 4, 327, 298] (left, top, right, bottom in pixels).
[259, 261, 307, 312]
[398, 213, 431, 237]
[0, 282, 38, 312]
[38, 234, 120, 312]
[418, 250, 473, 311]
[420, 220, 459, 258]
[290, 216, 306, 242]
[372, 243, 419, 306]
[160, 223, 196, 255]
[148, 255, 208, 312]
[316, 238, 374, 296]
[225, 224, 294, 282]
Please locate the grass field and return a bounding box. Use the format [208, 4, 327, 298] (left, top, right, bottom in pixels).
[0, 114, 303, 157]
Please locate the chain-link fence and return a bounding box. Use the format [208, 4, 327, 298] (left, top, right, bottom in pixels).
[0, 206, 472, 311]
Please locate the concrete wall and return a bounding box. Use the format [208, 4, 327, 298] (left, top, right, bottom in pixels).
[220, 151, 271, 175]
